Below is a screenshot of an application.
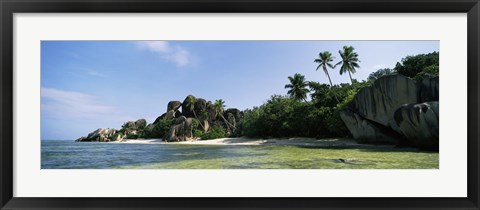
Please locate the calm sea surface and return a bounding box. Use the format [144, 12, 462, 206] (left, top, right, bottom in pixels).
[41, 140, 439, 169]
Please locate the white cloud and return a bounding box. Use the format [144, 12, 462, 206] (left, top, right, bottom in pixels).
[139, 41, 170, 53]
[41, 87, 118, 119]
[136, 41, 192, 67]
[169, 46, 190, 66]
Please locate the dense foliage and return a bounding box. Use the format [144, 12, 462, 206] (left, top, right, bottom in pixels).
[235, 81, 366, 138]
[284, 73, 309, 102]
[144, 118, 175, 138]
[394, 51, 439, 79]
[201, 125, 227, 140]
[367, 68, 395, 81]
[191, 118, 204, 137]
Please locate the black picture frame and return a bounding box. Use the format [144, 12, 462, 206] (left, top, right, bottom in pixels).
[1, 0, 479, 209]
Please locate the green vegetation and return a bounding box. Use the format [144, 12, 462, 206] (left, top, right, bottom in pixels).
[201, 125, 227, 140]
[367, 68, 395, 81]
[336, 46, 361, 84]
[193, 129, 204, 138]
[192, 118, 204, 137]
[367, 52, 439, 82]
[394, 51, 439, 79]
[314, 51, 340, 103]
[284, 73, 309, 102]
[144, 118, 174, 138]
[213, 99, 226, 117]
[136, 119, 147, 130]
[236, 81, 368, 138]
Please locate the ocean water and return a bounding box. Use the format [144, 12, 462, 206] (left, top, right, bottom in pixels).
[41, 140, 439, 169]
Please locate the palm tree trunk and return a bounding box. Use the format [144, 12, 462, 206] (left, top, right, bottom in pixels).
[220, 114, 235, 131]
[324, 67, 340, 103]
[348, 71, 354, 84]
[192, 110, 206, 131]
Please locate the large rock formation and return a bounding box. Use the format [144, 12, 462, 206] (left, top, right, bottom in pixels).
[161, 95, 243, 140]
[121, 118, 147, 136]
[163, 116, 194, 142]
[76, 118, 147, 142]
[122, 119, 147, 131]
[419, 76, 439, 102]
[167, 101, 182, 112]
[394, 102, 439, 149]
[224, 108, 243, 122]
[346, 74, 418, 134]
[76, 128, 120, 142]
[194, 98, 207, 114]
[182, 95, 197, 118]
[164, 110, 176, 120]
[339, 108, 401, 144]
[340, 74, 439, 149]
[76, 95, 243, 142]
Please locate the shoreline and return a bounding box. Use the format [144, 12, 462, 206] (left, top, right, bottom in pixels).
[108, 137, 394, 148]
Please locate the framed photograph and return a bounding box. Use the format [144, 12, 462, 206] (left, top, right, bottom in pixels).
[1, 0, 479, 209]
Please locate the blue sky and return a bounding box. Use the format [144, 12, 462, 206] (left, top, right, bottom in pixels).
[41, 40, 439, 140]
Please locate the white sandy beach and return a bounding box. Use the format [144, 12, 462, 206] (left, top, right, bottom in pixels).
[111, 137, 372, 147]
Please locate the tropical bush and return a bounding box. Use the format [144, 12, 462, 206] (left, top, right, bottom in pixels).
[126, 133, 139, 139]
[143, 118, 174, 138]
[236, 95, 352, 138]
[394, 51, 439, 78]
[193, 129, 204, 138]
[235, 71, 373, 139]
[201, 125, 227, 140]
[191, 118, 204, 137]
[136, 119, 147, 130]
[368, 68, 396, 81]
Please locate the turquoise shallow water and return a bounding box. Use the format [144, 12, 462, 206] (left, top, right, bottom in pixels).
[41, 140, 439, 169]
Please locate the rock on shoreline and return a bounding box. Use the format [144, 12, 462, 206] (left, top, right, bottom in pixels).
[339, 74, 439, 150]
[76, 95, 243, 142]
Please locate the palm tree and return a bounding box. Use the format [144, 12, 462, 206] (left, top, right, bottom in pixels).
[184, 95, 205, 130]
[284, 73, 309, 102]
[213, 99, 226, 118]
[121, 123, 131, 136]
[336, 46, 360, 84]
[314, 51, 340, 103]
[213, 99, 235, 131]
[184, 95, 196, 115]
